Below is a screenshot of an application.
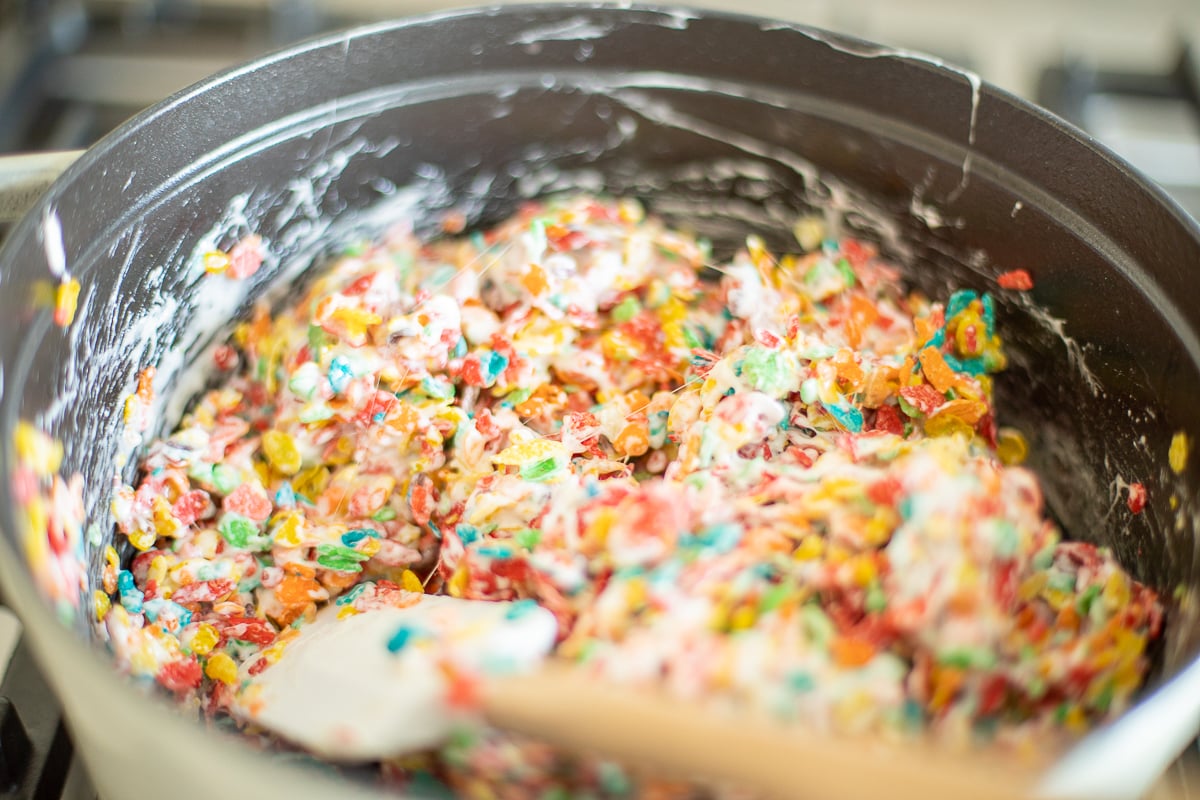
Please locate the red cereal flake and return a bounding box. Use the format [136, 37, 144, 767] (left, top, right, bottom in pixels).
[978, 675, 1008, 716]
[786, 446, 814, 467]
[443, 665, 482, 709]
[753, 328, 782, 348]
[171, 490, 213, 526]
[10, 467, 37, 504]
[872, 404, 905, 435]
[899, 384, 945, 417]
[786, 316, 803, 340]
[223, 483, 272, 521]
[226, 235, 265, 280]
[1127, 482, 1147, 514]
[997, 269, 1034, 291]
[212, 344, 239, 371]
[977, 412, 999, 449]
[460, 353, 487, 387]
[171, 578, 235, 606]
[866, 477, 903, 507]
[409, 474, 436, 526]
[342, 273, 376, 296]
[841, 238, 874, 268]
[157, 658, 202, 693]
[130, 550, 161, 582]
[546, 224, 586, 252]
[475, 408, 500, 439]
[993, 561, 1019, 607]
[221, 616, 277, 647]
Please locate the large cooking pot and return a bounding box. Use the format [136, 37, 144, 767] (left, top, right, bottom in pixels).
[1, 5, 1199, 799]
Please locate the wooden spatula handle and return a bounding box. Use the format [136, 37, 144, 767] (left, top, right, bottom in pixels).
[484, 663, 1039, 800]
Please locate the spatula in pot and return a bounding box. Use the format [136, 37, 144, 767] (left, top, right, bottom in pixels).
[1035, 655, 1200, 800]
[232, 596, 1043, 800]
[231, 593, 559, 760]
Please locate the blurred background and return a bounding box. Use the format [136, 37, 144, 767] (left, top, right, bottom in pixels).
[1, 0, 1198, 216]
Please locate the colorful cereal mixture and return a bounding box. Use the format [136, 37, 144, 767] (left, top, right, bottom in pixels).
[99, 195, 1162, 795]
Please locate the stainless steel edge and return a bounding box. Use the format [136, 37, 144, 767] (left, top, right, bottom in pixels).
[0, 150, 85, 224]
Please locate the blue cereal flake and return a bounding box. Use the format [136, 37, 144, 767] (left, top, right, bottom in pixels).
[946, 289, 977, 320]
[788, 671, 816, 692]
[335, 581, 371, 606]
[143, 598, 192, 630]
[274, 482, 297, 508]
[480, 349, 509, 385]
[341, 528, 379, 547]
[696, 522, 743, 553]
[504, 598, 540, 620]
[942, 352, 987, 377]
[474, 544, 514, 560]
[981, 292, 997, 336]
[117, 569, 144, 614]
[921, 326, 946, 350]
[386, 624, 424, 654]
[455, 524, 480, 545]
[327, 356, 354, 394]
[826, 403, 864, 432]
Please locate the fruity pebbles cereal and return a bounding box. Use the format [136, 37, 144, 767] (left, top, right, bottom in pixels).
[103, 195, 1162, 797]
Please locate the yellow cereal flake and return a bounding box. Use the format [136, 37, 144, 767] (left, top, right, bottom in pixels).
[14, 422, 63, 476]
[1169, 431, 1190, 474]
[400, 569, 425, 594]
[127, 527, 157, 552]
[793, 535, 824, 561]
[204, 652, 239, 685]
[262, 430, 302, 475]
[996, 428, 1028, 466]
[54, 277, 81, 327]
[491, 438, 567, 467]
[190, 623, 220, 656]
[793, 215, 825, 252]
[203, 250, 231, 274]
[93, 590, 111, 622]
[272, 513, 305, 548]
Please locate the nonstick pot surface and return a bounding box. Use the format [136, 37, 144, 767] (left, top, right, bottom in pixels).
[1, 5, 1199, 797]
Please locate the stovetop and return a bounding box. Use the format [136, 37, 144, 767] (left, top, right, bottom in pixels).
[0, 605, 94, 800]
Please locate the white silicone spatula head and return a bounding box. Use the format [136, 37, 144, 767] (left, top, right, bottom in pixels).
[231, 593, 557, 761]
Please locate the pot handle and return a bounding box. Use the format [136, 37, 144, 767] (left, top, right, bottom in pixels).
[0, 151, 85, 225]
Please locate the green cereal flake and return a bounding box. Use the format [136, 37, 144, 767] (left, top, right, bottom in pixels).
[316, 544, 369, 572]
